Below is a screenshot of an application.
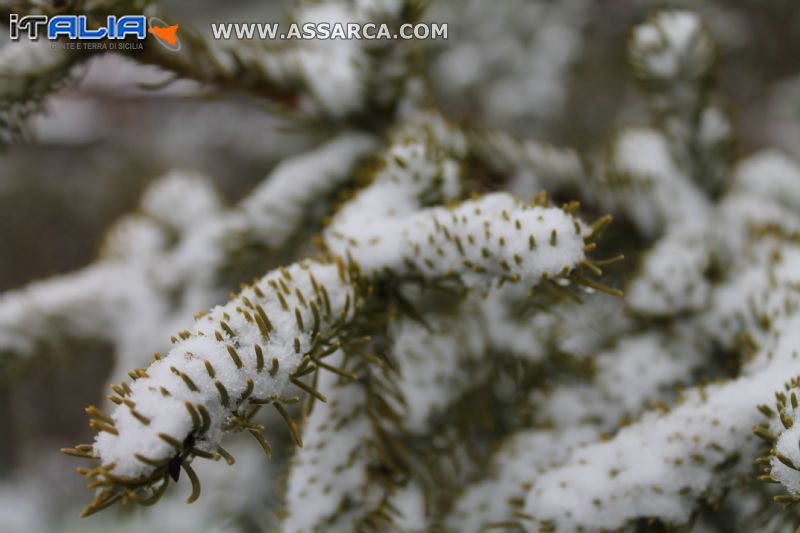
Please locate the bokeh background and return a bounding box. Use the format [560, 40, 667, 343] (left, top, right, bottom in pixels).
[0, 0, 798, 530]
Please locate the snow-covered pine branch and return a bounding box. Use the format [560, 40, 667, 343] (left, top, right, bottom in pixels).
[66, 185, 612, 515]
[449, 233, 800, 530]
[283, 309, 487, 531]
[629, 10, 734, 194]
[628, 10, 716, 122]
[0, 133, 375, 376]
[473, 129, 587, 200]
[7, 0, 421, 128]
[0, 39, 84, 143]
[0, 3, 791, 530]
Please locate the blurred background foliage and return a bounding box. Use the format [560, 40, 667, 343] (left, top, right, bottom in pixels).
[0, 0, 798, 529]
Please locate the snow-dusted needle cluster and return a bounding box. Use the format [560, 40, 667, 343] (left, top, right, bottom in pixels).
[67, 194, 603, 516]
[1, 2, 799, 531]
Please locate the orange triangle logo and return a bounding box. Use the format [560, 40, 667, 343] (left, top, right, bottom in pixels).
[148, 24, 179, 45]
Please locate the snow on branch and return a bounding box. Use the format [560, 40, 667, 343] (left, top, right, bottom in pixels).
[628, 10, 716, 119]
[0, 39, 84, 143]
[65, 186, 608, 515]
[626, 226, 711, 316]
[22, 5, 800, 530]
[603, 127, 711, 237]
[0, 134, 375, 374]
[452, 201, 800, 530]
[515, 354, 794, 531]
[474, 129, 586, 198]
[282, 350, 397, 532]
[6, 0, 421, 131]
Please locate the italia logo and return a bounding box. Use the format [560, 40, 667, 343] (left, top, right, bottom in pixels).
[147, 17, 181, 51]
[8, 14, 181, 51]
